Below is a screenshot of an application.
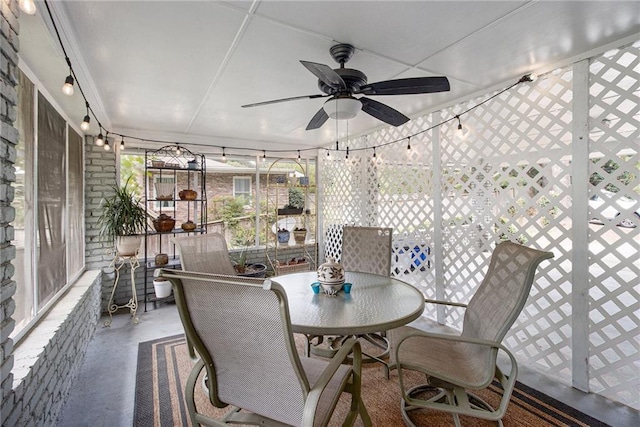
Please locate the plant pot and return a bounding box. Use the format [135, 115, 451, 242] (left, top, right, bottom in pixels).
[178, 189, 197, 200]
[153, 278, 172, 298]
[181, 220, 196, 231]
[293, 230, 307, 244]
[236, 263, 267, 278]
[277, 208, 303, 215]
[277, 230, 290, 243]
[154, 253, 169, 266]
[115, 235, 142, 256]
[153, 213, 175, 232]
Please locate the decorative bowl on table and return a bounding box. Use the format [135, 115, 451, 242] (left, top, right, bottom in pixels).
[317, 257, 345, 295]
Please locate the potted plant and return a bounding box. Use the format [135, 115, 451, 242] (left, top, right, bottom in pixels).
[277, 227, 290, 244]
[98, 176, 147, 256]
[233, 246, 267, 278]
[293, 227, 307, 244]
[278, 187, 305, 215]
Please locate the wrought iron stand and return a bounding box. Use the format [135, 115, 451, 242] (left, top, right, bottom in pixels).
[104, 253, 140, 327]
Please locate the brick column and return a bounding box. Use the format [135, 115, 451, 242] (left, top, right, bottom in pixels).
[0, 0, 19, 422]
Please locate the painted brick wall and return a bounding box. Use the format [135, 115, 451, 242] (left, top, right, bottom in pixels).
[0, 0, 19, 424]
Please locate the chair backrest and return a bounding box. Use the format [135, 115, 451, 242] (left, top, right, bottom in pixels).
[341, 226, 393, 276]
[462, 241, 554, 343]
[164, 270, 310, 426]
[171, 233, 237, 275]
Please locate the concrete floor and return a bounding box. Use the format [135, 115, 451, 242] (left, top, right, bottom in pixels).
[56, 304, 638, 426]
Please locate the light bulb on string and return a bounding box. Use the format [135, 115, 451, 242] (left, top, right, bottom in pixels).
[61, 57, 74, 96]
[80, 102, 91, 132]
[297, 150, 301, 161]
[262, 151, 266, 162]
[406, 137, 411, 151]
[103, 132, 110, 151]
[222, 147, 226, 161]
[346, 146, 349, 160]
[372, 146, 377, 160]
[19, 0, 37, 15]
[120, 137, 125, 151]
[95, 128, 104, 147]
[326, 149, 330, 158]
[175, 145, 182, 156]
[62, 75, 74, 96]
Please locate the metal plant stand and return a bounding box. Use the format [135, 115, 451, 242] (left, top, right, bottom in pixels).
[104, 252, 140, 327]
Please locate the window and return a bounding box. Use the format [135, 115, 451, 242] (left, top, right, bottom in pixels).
[233, 176, 251, 201]
[11, 68, 85, 341]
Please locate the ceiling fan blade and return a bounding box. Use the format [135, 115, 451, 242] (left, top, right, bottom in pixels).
[242, 93, 327, 108]
[359, 97, 410, 127]
[356, 76, 450, 96]
[300, 60, 346, 90]
[306, 107, 330, 130]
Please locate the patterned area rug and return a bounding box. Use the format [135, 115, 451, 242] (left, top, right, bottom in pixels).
[134, 334, 609, 426]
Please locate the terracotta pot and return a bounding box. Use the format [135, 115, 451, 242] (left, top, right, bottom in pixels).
[181, 220, 196, 231]
[178, 189, 197, 200]
[155, 253, 169, 266]
[153, 213, 175, 232]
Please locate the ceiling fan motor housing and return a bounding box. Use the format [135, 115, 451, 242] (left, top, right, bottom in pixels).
[318, 68, 367, 94]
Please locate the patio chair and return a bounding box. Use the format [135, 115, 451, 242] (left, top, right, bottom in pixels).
[388, 241, 553, 426]
[316, 226, 393, 373]
[171, 233, 238, 359]
[157, 269, 372, 427]
[171, 233, 237, 276]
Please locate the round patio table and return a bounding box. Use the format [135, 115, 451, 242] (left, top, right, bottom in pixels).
[274, 271, 425, 336]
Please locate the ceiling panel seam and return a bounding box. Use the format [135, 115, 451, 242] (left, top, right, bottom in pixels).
[183, 0, 260, 133]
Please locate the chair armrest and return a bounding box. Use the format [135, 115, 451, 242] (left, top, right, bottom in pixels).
[303, 338, 362, 424]
[424, 298, 467, 308]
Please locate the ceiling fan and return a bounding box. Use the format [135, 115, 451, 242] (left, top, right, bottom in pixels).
[241, 43, 450, 130]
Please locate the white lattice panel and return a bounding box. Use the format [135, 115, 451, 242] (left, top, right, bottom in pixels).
[320, 40, 639, 409]
[439, 69, 574, 385]
[587, 42, 640, 407]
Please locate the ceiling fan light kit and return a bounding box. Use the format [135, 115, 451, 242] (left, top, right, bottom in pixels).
[323, 97, 361, 120]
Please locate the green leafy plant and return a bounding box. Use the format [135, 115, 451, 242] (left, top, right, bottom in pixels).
[98, 176, 147, 241]
[285, 187, 305, 210]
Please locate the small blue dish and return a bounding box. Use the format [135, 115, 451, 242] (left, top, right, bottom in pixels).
[343, 283, 352, 294]
[310, 282, 321, 294]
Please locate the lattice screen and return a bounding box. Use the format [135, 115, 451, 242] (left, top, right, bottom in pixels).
[587, 41, 640, 406]
[320, 40, 639, 409]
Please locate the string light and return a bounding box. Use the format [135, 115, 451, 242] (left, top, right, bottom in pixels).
[120, 136, 125, 150]
[262, 150, 266, 162]
[222, 147, 226, 161]
[61, 57, 74, 96]
[80, 101, 91, 132]
[41, 0, 538, 161]
[95, 128, 104, 147]
[103, 132, 110, 151]
[19, 0, 37, 15]
[175, 145, 182, 156]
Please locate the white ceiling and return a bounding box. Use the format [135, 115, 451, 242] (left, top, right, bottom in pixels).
[19, 1, 640, 155]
